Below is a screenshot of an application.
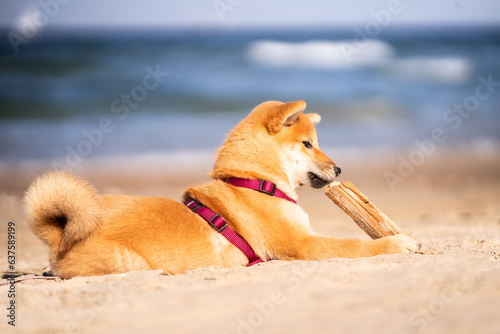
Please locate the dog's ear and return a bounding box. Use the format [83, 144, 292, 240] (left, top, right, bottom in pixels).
[306, 113, 321, 125]
[266, 100, 307, 134]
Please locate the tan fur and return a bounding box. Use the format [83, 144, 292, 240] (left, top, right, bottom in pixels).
[25, 171, 101, 251]
[25, 100, 420, 278]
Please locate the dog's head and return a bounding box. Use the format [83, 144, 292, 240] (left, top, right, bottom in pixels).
[213, 100, 340, 190]
[261, 100, 340, 189]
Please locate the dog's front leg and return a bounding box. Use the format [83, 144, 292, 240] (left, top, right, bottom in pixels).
[280, 234, 420, 260]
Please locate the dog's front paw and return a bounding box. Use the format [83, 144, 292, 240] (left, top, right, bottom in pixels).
[383, 234, 421, 254]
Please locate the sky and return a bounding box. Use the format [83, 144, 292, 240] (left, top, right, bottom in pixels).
[1, 0, 500, 30]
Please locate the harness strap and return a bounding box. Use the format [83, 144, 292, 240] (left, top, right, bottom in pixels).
[185, 199, 264, 266]
[225, 177, 296, 204]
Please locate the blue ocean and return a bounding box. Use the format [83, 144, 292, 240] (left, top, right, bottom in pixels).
[1, 27, 499, 169]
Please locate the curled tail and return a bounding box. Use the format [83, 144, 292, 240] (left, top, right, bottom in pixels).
[24, 170, 101, 252]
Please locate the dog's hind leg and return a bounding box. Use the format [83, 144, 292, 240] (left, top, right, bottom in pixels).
[51, 241, 151, 278]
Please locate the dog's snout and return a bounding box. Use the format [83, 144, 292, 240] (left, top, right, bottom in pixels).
[334, 166, 341, 177]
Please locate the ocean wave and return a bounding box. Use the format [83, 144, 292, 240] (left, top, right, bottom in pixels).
[380, 57, 473, 83]
[248, 39, 473, 83]
[248, 39, 395, 69]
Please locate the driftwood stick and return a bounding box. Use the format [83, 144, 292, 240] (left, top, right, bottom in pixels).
[325, 180, 414, 240]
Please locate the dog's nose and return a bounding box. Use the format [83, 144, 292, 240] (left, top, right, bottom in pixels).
[334, 166, 341, 177]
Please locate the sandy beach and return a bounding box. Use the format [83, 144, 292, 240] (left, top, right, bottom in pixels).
[1, 149, 499, 334]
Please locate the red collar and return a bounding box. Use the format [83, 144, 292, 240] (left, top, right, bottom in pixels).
[225, 177, 296, 204]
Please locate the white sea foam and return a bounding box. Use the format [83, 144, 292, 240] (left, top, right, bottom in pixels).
[380, 56, 473, 83]
[0, 150, 216, 177]
[248, 39, 473, 83]
[248, 39, 395, 69]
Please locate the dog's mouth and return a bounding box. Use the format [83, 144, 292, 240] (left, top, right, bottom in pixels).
[307, 172, 332, 189]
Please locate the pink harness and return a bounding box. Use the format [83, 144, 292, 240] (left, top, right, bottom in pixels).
[184, 177, 296, 266]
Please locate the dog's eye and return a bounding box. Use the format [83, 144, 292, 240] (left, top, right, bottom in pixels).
[302, 141, 313, 149]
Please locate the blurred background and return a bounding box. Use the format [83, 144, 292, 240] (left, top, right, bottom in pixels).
[0, 0, 499, 190]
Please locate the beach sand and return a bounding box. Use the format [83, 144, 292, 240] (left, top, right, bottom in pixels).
[1, 150, 499, 334]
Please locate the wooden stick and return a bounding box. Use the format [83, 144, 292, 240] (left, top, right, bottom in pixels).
[325, 180, 414, 240]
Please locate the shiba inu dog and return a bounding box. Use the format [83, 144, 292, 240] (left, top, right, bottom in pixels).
[25, 100, 420, 278]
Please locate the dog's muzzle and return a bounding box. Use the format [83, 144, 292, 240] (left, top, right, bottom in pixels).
[307, 172, 333, 188]
[308, 165, 341, 189]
